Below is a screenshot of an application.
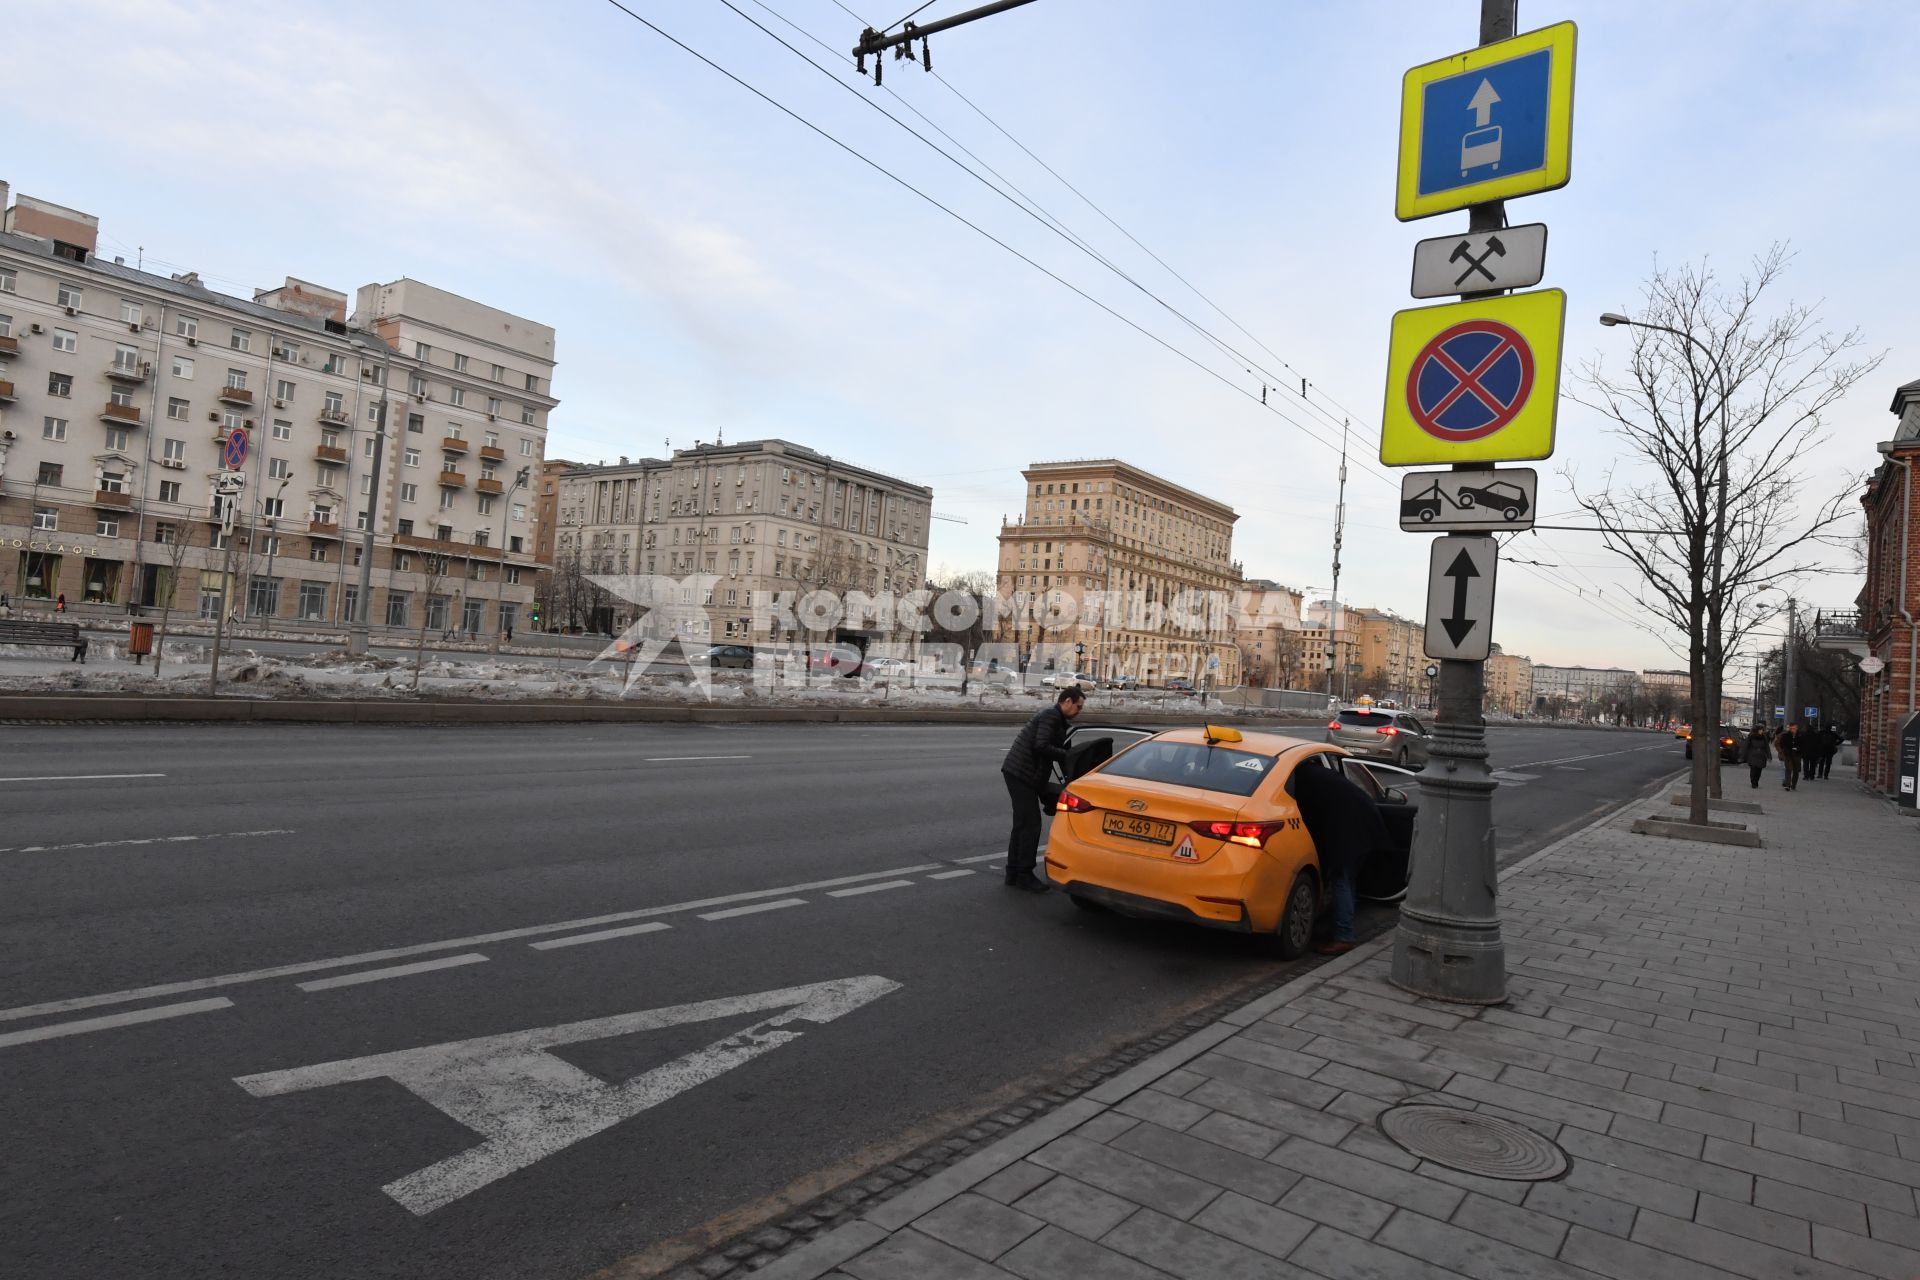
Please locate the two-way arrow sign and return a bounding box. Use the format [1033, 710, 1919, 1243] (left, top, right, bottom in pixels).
[1424, 535, 1498, 661]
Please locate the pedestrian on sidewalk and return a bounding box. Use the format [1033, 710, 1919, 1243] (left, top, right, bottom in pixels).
[999, 686, 1084, 892]
[1293, 759, 1388, 956]
[1776, 723, 1801, 790]
[1743, 725, 1771, 789]
[55, 592, 67, 613]
[1814, 725, 1840, 779]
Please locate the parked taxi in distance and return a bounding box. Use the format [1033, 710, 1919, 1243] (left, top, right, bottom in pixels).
[1044, 725, 1354, 958]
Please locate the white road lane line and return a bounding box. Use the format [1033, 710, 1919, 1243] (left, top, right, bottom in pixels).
[0, 772, 167, 783]
[700, 898, 806, 921]
[529, 922, 672, 951]
[1509, 745, 1672, 769]
[0, 828, 295, 855]
[926, 870, 976, 880]
[954, 853, 1007, 865]
[827, 880, 914, 898]
[643, 755, 753, 762]
[296, 954, 489, 992]
[0, 863, 940, 1025]
[0, 997, 233, 1049]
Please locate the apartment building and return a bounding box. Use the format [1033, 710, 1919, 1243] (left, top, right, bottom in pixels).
[551, 439, 932, 644]
[1306, 600, 1364, 699]
[996, 459, 1241, 685]
[0, 184, 557, 636]
[1233, 579, 1305, 689]
[1353, 608, 1426, 702]
[1486, 646, 1535, 716]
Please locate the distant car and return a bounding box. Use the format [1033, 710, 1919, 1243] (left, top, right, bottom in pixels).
[1325, 706, 1432, 767]
[1685, 724, 1742, 763]
[696, 644, 755, 669]
[1165, 677, 1196, 694]
[1453, 480, 1530, 522]
[806, 645, 863, 678]
[1043, 670, 1098, 689]
[865, 657, 912, 678]
[1107, 674, 1141, 691]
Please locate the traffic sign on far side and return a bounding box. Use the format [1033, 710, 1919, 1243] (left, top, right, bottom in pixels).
[1400, 467, 1536, 532]
[1411, 224, 1546, 298]
[1424, 536, 1498, 662]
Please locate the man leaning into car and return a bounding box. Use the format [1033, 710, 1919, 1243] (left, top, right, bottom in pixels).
[1000, 686, 1086, 891]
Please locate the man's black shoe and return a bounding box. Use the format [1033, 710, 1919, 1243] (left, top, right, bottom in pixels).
[1008, 873, 1050, 893]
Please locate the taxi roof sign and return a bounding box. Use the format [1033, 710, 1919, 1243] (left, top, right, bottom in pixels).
[1395, 21, 1576, 221]
[1380, 288, 1565, 466]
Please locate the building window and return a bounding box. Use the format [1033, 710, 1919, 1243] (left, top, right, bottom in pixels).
[398, 518, 415, 536]
[57, 281, 82, 309]
[33, 506, 56, 530]
[261, 497, 284, 519]
[364, 436, 378, 458]
[448, 387, 465, 407]
[174, 355, 196, 380]
[323, 389, 344, 415]
[385, 591, 410, 627]
[317, 466, 339, 488]
[160, 480, 183, 503]
[163, 437, 186, 462]
[43, 416, 67, 441]
[414, 342, 431, 360]
[268, 458, 291, 480]
[47, 373, 72, 399]
[520, 405, 535, 426]
[272, 420, 293, 441]
[519, 438, 534, 456]
[175, 314, 199, 339]
[298, 582, 328, 619]
[356, 509, 372, 531]
[52, 328, 77, 353]
[275, 379, 294, 402]
[438, 490, 456, 511]
[524, 373, 539, 392]
[308, 542, 328, 562]
[407, 413, 424, 434]
[154, 523, 176, 544]
[230, 327, 252, 352]
[222, 411, 244, 432]
[359, 474, 373, 496]
[105, 427, 131, 452]
[511, 503, 526, 522]
[225, 368, 247, 390]
[453, 353, 468, 373]
[276, 340, 301, 363]
[487, 396, 501, 416]
[400, 482, 418, 503]
[403, 448, 420, 467]
[36, 461, 63, 486]
[109, 384, 135, 408]
[478, 495, 495, 517]
[96, 514, 120, 537]
[0, 268, 14, 293]
[408, 373, 427, 396]
[167, 397, 189, 420]
[248, 577, 280, 617]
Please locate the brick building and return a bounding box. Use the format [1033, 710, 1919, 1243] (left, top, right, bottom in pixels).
[1851, 377, 1920, 795]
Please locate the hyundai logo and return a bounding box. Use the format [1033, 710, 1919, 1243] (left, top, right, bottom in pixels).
[1127, 799, 1148, 812]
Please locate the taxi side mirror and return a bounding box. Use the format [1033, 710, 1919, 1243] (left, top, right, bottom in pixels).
[1384, 787, 1411, 805]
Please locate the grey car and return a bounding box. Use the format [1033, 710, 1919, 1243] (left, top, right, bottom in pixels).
[1325, 706, 1432, 767]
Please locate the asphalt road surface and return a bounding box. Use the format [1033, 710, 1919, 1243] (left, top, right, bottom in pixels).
[0, 722, 1684, 1279]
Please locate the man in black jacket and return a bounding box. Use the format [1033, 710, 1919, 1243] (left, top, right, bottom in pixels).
[1293, 758, 1389, 955]
[1000, 687, 1085, 891]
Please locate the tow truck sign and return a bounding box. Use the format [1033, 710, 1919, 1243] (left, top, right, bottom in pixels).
[1399, 467, 1537, 532]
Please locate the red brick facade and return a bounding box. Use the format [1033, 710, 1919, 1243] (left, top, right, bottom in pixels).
[1855, 379, 1920, 795]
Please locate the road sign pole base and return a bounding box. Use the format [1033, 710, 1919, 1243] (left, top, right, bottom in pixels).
[1390, 654, 1506, 1005]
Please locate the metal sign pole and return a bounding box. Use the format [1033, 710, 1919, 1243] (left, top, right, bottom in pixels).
[1390, 0, 1517, 1005]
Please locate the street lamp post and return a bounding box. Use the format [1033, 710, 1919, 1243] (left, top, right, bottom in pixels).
[1599, 310, 1734, 803]
[488, 466, 531, 654]
[347, 338, 394, 655]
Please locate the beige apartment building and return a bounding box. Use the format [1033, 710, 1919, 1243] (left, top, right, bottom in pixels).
[0, 184, 556, 637]
[996, 459, 1241, 686]
[551, 438, 932, 644]
[1233, 579, 1305, 689]
[1306, 600, 1364, 699]
[1486, 646, 1535, 716]
[1353, 608, 1426, 703]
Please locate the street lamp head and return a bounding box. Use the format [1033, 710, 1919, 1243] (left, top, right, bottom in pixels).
[1598, 312, 1631, 327]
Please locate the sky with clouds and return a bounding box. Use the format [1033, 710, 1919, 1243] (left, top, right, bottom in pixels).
[10, 0, 1916, 676]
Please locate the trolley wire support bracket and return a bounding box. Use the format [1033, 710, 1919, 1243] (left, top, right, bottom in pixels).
[852, 0, 1039, 84]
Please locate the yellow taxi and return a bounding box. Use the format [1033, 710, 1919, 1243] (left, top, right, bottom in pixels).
[1044, 725, 1350, 958]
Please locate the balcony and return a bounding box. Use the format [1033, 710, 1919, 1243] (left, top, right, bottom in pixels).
[0, 335, 17, 357]
[100, 402, 143, 426]
[441, 436, 469, 455]
[475, 478, 504, 496]
[318, 407, 352, 427]
[308, 520, 342, 539]
[217, 385, 254, 406]
[93, 489, 133, 510]
[0, 379, 13, 402]
[1812, 609, 1869, 658]
[106, 359, 149, 384]
[316, 444, 348, 465]
[478, 444, 506, 463]
[437, 470, 467, 488]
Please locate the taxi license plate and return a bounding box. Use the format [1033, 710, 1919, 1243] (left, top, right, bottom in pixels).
[1102, 812, 1174, 845]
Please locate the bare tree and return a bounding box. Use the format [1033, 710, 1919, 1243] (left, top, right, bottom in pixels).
[1570, 246, 1881, 825]
[152, 519, 195, 676]
[412, 551, 450, 692]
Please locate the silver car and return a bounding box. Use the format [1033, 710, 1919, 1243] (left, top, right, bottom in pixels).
[1325, 706, 1432, 767]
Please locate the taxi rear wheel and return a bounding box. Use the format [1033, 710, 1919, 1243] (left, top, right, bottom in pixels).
[1273, 870, 1317, 959]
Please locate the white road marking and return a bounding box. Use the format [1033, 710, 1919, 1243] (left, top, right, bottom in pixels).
[0, 828, 295, 855]
[643, 755, 753, 762]
[700, 898, 806, 921]
[954, 853, 1007, 865]
[1556, 766, 1587, 771]
[1509, 744, 1672, 769]
[0, 863, 939, 1027]
[0, 772, 167, 783]
[1490, 770, 1538, 783]
[234, 975, 902, 1215]
[529, 922, 672, 951]
[0, 997, 233, 1049]
[926, 869, 976, 880]
[827, 880, 914, 898]
[295, 954, 489, 993]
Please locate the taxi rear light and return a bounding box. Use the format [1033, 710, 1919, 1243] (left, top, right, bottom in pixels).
[1189, 818, 1288, 848]
[1056, 790, 1094, 813]
[1327, 719, 1342, 731]
[1375, 725, 1400, 736]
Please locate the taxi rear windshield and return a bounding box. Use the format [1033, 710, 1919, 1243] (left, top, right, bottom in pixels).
[1098, 741, 1274, 796]
[1337, 710, 1390, 726]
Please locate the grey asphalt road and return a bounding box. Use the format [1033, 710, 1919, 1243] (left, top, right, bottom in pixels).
[0, 722, 1684, 1279]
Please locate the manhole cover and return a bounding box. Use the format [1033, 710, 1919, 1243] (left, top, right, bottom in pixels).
[1377, 1104, 1568, 1181]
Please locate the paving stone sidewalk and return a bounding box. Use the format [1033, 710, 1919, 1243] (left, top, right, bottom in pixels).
[748, 766, 1920, 1280]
